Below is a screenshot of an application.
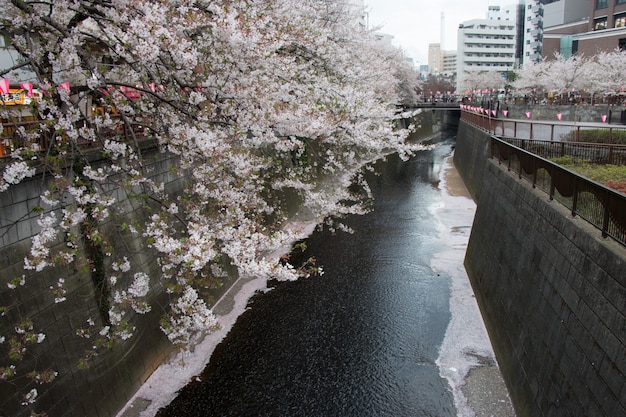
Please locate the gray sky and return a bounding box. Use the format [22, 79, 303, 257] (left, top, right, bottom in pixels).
[364, 0, 509, 65]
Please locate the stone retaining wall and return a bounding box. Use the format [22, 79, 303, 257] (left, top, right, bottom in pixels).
[0, 148, 179, 417]
[455, 120, 626, 417]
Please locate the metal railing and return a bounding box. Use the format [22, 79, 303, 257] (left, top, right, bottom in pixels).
[462, 110, 626, 247]
[499, 138, 626, 166]
[462, 110, 626, 143]
[490, 137, 626, 246]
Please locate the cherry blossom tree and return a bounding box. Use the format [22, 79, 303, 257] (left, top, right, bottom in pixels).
[541, 53, 588, 102]
[0, 0, 418, 413]
[512, 50, 626, 103]
[589, 49, 626, 100]
[459, 68, 504, 100]
[511, 58, 549, 100]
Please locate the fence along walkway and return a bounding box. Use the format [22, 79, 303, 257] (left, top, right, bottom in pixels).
[461, 110, 626, 247]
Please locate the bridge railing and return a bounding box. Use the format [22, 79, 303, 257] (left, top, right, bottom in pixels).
[472, 117, 626, 246]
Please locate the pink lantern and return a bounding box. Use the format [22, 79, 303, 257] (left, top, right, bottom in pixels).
[556, 113, 562, 121]
[503, 110, 509, 117]
[0, 78, 9, 94]
[20, 82, 33, 96]
[492, 110, 496, 117]
[602, 115, 608, 123]
[525, 112, 531, 119]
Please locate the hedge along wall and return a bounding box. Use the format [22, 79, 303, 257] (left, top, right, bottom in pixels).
[0, 147, 181, 417]
[455, 120, 626, 417]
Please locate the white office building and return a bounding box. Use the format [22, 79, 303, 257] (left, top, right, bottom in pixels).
[456, 5, 518, 92]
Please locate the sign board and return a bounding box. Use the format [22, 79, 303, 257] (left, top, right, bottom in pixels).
[0, 89, 42, 105]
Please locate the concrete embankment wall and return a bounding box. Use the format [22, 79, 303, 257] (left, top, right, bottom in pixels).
[455, 120, 626, 417]
[0, 148, 179, 417]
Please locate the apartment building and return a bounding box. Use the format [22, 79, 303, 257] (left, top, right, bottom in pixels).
[442, 51, 457, 76]
[522, 0, 545, 65]
[428, 43, 443, 73]
[456, 5, 518, 92]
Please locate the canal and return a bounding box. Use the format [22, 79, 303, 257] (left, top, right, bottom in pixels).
[154, 133, 498, 416]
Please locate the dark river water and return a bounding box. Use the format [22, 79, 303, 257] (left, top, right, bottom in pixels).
[158, 135, 459, 417]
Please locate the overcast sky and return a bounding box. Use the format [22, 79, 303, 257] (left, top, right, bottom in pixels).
[364, 0, 509, 65]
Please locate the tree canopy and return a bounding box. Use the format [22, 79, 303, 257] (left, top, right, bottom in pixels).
[0, 0, 420, 412]
[512, 51, 626, 100]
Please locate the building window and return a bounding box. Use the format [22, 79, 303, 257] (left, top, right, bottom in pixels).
[620, 38, 626, 51]
[617, 0, 626, 5]
[615, 13, 626, 28]
[596, 0, 608, 8]
[594, 17, 608, 30]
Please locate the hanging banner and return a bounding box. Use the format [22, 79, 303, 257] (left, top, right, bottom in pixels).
[0, 79, 9, 94]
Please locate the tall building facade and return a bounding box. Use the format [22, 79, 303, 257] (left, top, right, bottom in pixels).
[442, 51, 457, 76]
[581, 0, 626, 52]
[541, 0, 626, 58]
[456, 5, 518, 92]
[522, 0, 545, 65]
[541, 0, 590, 57]
[428, 43, 442, 73]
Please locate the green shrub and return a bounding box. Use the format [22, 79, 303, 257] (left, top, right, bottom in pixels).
[562, 128, 626, 144]
[549, 158, 626, 194]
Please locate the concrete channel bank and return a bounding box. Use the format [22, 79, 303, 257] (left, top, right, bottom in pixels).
[454, 119, 626, 417]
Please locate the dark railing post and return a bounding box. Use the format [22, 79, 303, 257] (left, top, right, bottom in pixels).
[530, 122, 533, 140]
[571, 177, 578, 217]
[532, 156, 537, 188]
[602, 189, 610, 238]
[549, 164, 555, 201]
[550, 124, 555, 142]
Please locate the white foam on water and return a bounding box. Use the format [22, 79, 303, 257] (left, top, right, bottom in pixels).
[432, 156, 495, 417]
